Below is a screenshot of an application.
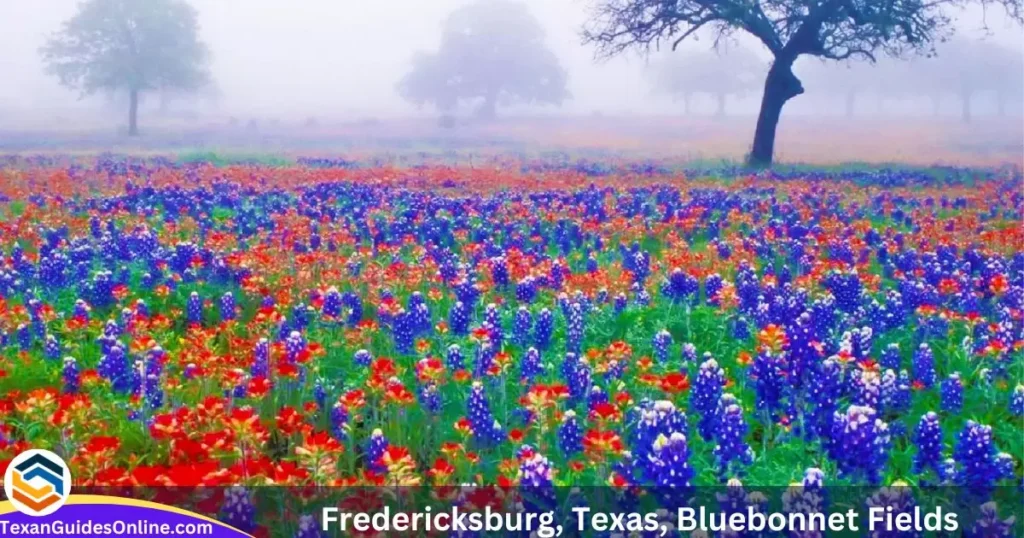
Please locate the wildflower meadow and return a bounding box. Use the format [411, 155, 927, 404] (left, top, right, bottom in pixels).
[0, 155, 1019, 505]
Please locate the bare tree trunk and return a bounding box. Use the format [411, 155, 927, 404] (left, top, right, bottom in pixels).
[748, 58, 802, 168]
[128, 88, 139, 136]
[715, 92, 726, 117]
[845, 90, 856, 118]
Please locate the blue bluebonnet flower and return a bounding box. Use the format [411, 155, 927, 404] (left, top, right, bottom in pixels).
[692, 356, 725, 441]
[353, 349, 372, 368]
[954, 421, 1010, 498]
[847, 327, 873, 361]
[912, 412, 944, 481]
[312, 380, 327, 411]
[782, 468, 828, 538]
[251, 338, 270, 378]
[852, 369, 881, 409]
[534, 308, 554, 351]
[512, 307, 532, 346]
[829, 405, 891, 485]
[704, 274, 723, 306]
[587, 385, 608, 412]
[865, 483, 920, 538]
[220, 292, 236, 321]
[292, 303, 311, 331]
[566, 301, 585, 354]
[940, 373, 963, 413]
[186, 291, 203, 325]
[445, 344, 464, 371]
[551, 260, 565, 290]
[665, 268, 698, 304]
[604, 358, 625, 381]
[613, 293, 627, 314]
[713, 394, 754, 478]
[516, 277, 537, 303]
[880, 343, 902, 370]
[448, 301, 471, 336]
[220, 487, 256, 534]
[680, 343, 697, 367]
[568, 357, 592, 403]
[62, 357, 80, 394]
[520, 347, 543, 381]
[482, 303, 502, 347]
[330, 403, 348, 441]
[1011, 385, 1024, 417]
[72, 299, 91, 321]
[92, 270, 114, 308]
[44, 334, 61, 360]
[366, 429, 389, 474]
[16, 324, 31, 351]
[342, 292, 362, 325]
[558, 410, 582, 457]
[467, 381, 504, 446]
[98, 344, 132, 394]
[391, 309, 415, 355]
[892, 369, 913, 411]
[103, 318, 121, 338]
[749, 349, 786, 417]
[631, 400, 689, 482]
[879, 369, 899, 413]
[823, 269, 863, 313]
[418, 381, 441, 414]
[647, 432, 694, 510]
[518, 453, 556, 512]
[491, 256, 509, 287]
[294, 514, 324, 538]
[733, 317, 750, 340]
[994, 452, 1015, 484]
[652, 329, 673, 364]
[285, 331, 306, 362]
[964, 502, 1015, 538]
[912, 343, 936, 388]
[630, 250, 650, 285]
[321, 286, 342, 318]
[717, 478, 768, 536]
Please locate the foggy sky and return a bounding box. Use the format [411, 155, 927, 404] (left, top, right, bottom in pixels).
[0, 0, 1021, 121]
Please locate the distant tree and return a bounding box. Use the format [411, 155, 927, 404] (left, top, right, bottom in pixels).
[40, 0, 210, 135]
[583, 0, 1022, 166]
[800, 59, 873, 117]
[650, 47, 764, 116]
[933, 39, 1024, 122]
[991, 45, 1024, 117]
[398, 0, 569, 120]
[874, 38, 1024, 122]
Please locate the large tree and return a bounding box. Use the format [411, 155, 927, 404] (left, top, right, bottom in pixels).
[650, 47, 764, 116]
[41, 0, 210, 135]
[398, 0, 569, 120]
[583, 0, 1022, 166]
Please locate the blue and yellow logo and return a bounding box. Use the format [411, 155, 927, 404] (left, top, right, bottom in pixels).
[3, 449, 71, 516]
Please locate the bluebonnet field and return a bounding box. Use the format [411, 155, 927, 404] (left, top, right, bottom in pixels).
[0, 153, 1020, 534]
